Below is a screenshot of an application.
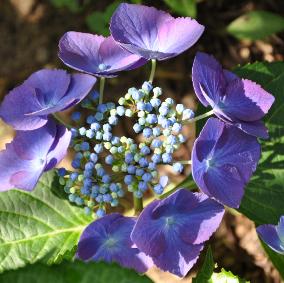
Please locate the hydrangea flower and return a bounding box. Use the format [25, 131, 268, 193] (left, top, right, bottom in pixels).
[59, 32, 146, 77]
[131, 189, 224, 277]
[257, 216, 284, 254]
[110, 3, 204, 60]
[77, 213, 153, 273]
[192, 118, 261, 208]
[192, 52, 275, 138]
[0, 69, 96, 131]
[0, 119, 71, 191]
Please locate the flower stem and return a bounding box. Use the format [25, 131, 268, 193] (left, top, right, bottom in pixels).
[182, 109, 214, 125]
[99, 77, 106, 104]
[53, 113, 72, 129]
[133, 196, 143, 216]
[178, 160, 192, 165]
[149, 59, 157, 83]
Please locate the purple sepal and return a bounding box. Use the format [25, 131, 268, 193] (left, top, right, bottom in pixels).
[131, 189, 224, 277]
[110, 3, 204, 61]
[0, 119, 71, 191]
[77, 213, 153, 273]
[192, 118, 261, 208]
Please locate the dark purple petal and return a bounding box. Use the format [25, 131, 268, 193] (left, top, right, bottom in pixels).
[45, 124, 71, 171]
[77, 213, 152, 273]
[59, 32, 145, 77]
[277, 216, 284, 241]
[257, 224, 284, 254]
[236, 120, 269, 139]
[131, 189, 224, 277]
[222, 79, 274, 122]
[110, 3, 204, 60]
[0, 84, 48, 130]
[192, 52, 226, 107]
[0, 120, 62, 191]
[192, 118, 261, 208]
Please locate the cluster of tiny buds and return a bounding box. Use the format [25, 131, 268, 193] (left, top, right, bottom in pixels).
[58, 81, 195, 217]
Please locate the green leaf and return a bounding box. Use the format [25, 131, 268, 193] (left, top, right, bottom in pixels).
[163, 0, 197, 18]
[209, 268, 249, 283]
[234, 62, 284, 277]
[86, 1, 122, 36]
[0, 170, 92, 273]
[227, 11, 284, 40]
[0, 261, 153, 283]
[193, 246, 214, 283]
[50, 0, 85, 12]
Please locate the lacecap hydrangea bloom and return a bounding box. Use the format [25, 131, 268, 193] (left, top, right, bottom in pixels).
[0, 69, 96, 130]
[77, 213, 153, 272]
[192, 118, 261, 208]
[110, 3, 204, 61]
[0, 120, 71, 191]
[192, 52, 275, 139]
[257, 216, 284, 254]
[131, 189, 225, 277]
[59, 33, 146, 77]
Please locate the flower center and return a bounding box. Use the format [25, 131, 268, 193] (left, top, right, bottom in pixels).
[104, 237, 118, 248]
[98, 63, 108, 71]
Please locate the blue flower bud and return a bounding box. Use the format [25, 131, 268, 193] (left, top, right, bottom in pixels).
[103, 194, 112, 202]
[135, 168, 144, 176]
[79, 127, 86, 136]
[95, 112, 104, 121]
[176, 104, 185, 114]
[133, 123, 142, 133]
[103, 132, 112, 141]
[165, 98, 174, 105]
[75, 197, 84, 206]
[146, 114, 158, 124]
[71, 112, 81, 121]
[141, 145, 151, 155]
[134, 190, 143, 198]
[150, 98, 161, 108]
[96, 208, 106, 218]
[143, 128, 153, 138]
[153, 184, 164, 195]
[90, 122, 100, 131]
[142, 172, 152, 182]
[105, 155, 114, 165]
[144, 102, 153, 112]
[68, 194, 76, 202]
[94, 143, 103, 153]
[162, 153, 172, 163]
[58, 168, 66, 177]
[125, 153, 134, 164]
[182, 109, 195, 120]
[108, 116, 118, 125]
[71, 159, 81, 169]
[107, 102, 115, 110]
[95, 131, 103, 140]
[89, 90, 99, 101]
[102, 174, 111, 183]
[151, 153, 161, 164]
[86, 115, 96, 124]
[80, 142, 90, 151]
[172, 122, 182, 133]
[151, 139, 162, 148]
[152, 127, 161, 136]
[153, 87, 162, 97]
[138, 117, 146, 126]
[116, 106, 125, 116]
[142, 81, 153, 93]
[137, 101, 146, 111]
[159, 105, 169, 116]
[97, 104, 108, 113]
[139, 157, 148, 167]
[86, 129, 95, 138]
[173, 162, 184, 173]
[127, 165, 136, 174]
[124, 175, 133, 185]
[70, 172, 79, 181]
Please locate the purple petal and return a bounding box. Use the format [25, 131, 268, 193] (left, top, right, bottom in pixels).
[0, 120, 60, 191]
[131, 189, 223, 277]
[45, 124, 71, 171]
[77, 213, 152, 273]
[221, 79, 275, 122]
[257, 224, 284, 254]
[29, 73, 97, 116]
[59, 32, 145, 77]
[236, 120, 269, 139]
[110, 3, 204, 60]
[24, 69, 71, 105]
[192, 52, 226, 107]
[192, 118, 261, 208]
[0, 84, 48, 130]
[277, 216, 284, 242]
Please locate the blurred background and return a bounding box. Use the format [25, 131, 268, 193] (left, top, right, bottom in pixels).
[0, 0, 284, 282]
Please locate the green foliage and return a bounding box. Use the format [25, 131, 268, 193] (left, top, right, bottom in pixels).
[163, 0, 197, 18]
[0, 171, 92, 273]
[0, 261, 152, 283]
[193, 246, 214, 283]
[209, 269, 249, 283]
[50, 0, 86, 12]
[86, 1, 122, 36]
[227, 11, 284, 40]
[234, 62, 284, 277]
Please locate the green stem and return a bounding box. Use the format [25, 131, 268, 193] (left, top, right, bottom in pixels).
[182, 109, 214, 125]
[99, 77, 106, 104]
[53, 113, 72, 129]
[178, 160, 192, 165]
[149, 59, 157, 83]
[133, 196, 143, 216]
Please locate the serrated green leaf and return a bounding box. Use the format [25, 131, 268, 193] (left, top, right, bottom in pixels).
[163, 0, 197, 18]
[86, 1, 122, 36]
[234, 62, 284, 278]
[0, 261, 153, 283]
[0, 170, 92, 273]
[227, 11, 284, 40]
[209, 268, 249, 283]
[193, 246, 214, 283]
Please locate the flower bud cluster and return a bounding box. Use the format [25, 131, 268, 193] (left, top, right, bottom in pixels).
[58, 82, 194, 217]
